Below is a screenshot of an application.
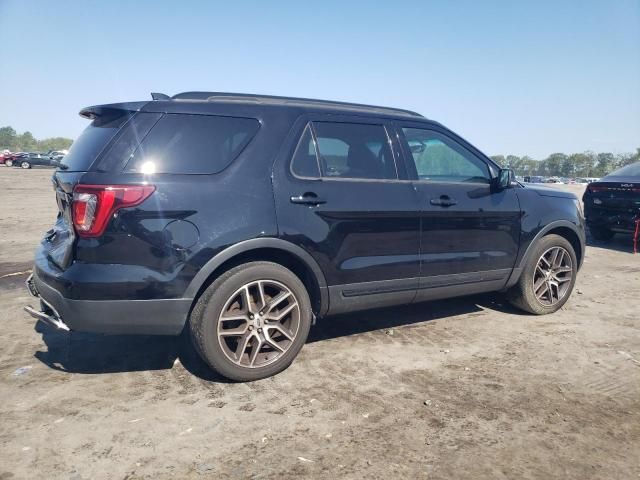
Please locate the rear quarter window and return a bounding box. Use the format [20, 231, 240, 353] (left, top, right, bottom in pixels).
[125, 114, 260, 174]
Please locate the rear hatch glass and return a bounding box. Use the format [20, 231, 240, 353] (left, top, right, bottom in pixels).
[58, 110, 133, 172]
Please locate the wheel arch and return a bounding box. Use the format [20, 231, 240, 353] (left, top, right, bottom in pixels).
[184, 238, 329, 318]
[505, 220, 585, 289]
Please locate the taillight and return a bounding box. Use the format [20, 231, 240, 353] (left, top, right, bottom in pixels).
[72, 184, 155, 237]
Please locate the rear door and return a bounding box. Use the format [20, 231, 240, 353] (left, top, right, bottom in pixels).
[396, 123, 521, 300]
[272, 115, 421, 314]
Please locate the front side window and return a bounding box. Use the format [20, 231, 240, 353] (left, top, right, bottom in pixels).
[125, 114, 260, 174]
[312, 122, 397, 180]
[402, 128, 490, 184]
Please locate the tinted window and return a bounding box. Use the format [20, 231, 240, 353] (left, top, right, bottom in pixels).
[60, 111, 132, 172]
[608, 162, 640, 177]
[312, 122, 397, 179]
[94, 112, 162, 172]
[126, 114, 260, 174]
[402, 128, 490, 183]
[291, 125, 320, 177]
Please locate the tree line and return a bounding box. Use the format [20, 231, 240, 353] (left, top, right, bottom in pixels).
[490, 149, 639, 178]
[0, 126, 73, 153]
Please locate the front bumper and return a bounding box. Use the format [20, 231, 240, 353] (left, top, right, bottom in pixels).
[24, 271, 192, 335]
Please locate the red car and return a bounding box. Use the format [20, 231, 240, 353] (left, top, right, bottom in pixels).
[1, 152, 28, 167]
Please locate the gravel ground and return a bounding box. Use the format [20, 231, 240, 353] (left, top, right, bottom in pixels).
[0, 167, 638, 480]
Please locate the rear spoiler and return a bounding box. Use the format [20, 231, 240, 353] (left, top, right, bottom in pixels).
[79, 101, 147, 120]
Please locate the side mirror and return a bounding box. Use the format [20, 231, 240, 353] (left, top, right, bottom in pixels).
[495, 168, 515, 190]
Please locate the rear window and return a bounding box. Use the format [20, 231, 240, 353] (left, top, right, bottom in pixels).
[608, 162, 640, 177]
[125, 114, 260, 174]
[60, 111, 131, 172]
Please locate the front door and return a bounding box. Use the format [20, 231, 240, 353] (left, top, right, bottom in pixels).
[272, 116, 422, 314]
[396, 124, 521, 302]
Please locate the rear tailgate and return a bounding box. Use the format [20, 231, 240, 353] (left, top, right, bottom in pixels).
[586, 182, 640, 211]
[43, 104, 149, 269]
[46, 172, 80, 269]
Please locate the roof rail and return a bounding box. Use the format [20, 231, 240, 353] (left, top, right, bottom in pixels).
[171, 91, 423, 118]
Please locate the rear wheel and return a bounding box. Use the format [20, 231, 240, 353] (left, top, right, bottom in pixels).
[507, 234, 577, 315]
[5, 159, 13, 167]
[189, 261, 312, 381]
[589, 225, 615, 242]
[21, 161, 31, 169]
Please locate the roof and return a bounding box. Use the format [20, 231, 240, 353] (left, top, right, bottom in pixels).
[168, 91, 424, 119]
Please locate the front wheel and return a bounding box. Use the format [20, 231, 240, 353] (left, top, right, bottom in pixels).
[5, 159, 13, 167]
[189, 261, 312, 381]
[507, 234, 578, 315]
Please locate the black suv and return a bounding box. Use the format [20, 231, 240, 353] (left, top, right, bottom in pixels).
[25, 92, 585, 381]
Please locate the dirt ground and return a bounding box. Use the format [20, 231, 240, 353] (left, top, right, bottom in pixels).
[0, 167, 638, 480]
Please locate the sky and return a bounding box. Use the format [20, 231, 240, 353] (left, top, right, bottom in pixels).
[0, 0, 638, 159]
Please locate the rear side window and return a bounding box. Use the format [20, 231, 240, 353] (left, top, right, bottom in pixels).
[60, 110, 132, 172]
[313, 122, 396, 180]
[125, 114, 260, 174]
[94, 112, 162, 172]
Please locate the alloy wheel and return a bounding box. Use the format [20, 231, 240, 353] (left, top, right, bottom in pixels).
[217, 279, 300, 368]
[21, 162, 30, 169]
[533, 246, 573, 306]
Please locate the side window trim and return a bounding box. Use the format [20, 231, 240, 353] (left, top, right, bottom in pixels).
[397, 125, 494, 184]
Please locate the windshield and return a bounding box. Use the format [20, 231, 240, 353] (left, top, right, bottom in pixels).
[59, 111, 131, 171]
[607, 162, 640, 178]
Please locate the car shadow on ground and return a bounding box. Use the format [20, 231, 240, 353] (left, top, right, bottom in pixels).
[33, 292, 523, 382]
[586, 233, 637, 255]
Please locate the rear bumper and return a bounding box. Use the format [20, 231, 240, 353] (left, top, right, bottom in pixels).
[586, 213, 638, 233]
[25, 272, 191, 335]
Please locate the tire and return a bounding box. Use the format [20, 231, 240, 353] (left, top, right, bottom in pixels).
[589, 225, 615, 242]
[507, 234, 578, 315]
[189, 261, 312, 381]
[5, 160, 13, 167]
[21, 161, 31, 169]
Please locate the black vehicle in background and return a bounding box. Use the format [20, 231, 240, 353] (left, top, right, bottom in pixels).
[6, 150, 65, 169]
[24, 92, 585, 381]
[4, 152, 28, 167]
[583, 162, 640, 241]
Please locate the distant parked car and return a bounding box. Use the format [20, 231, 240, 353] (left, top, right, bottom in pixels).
[10, 152, 55, 169]
[0, 150, 10, 165]
[583, 162, 640, 241]
[4, 152, 28, 167]
[47, 150, 68, 161]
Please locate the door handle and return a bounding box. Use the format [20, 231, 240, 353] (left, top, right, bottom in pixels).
[430, 196, 457, 207]
[290, 192, 326, 206]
